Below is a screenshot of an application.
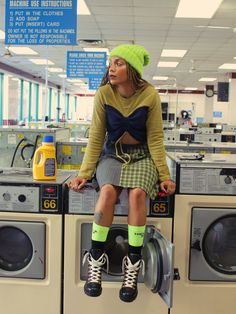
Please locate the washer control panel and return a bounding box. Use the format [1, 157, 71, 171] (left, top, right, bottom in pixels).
[179, 167, 236, 195]
[0, 185, 39, 212]
[68, 184, 150, 215]
[0, 168, 74, 213]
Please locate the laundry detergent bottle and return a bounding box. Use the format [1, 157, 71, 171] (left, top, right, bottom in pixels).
[33, 135, 57, 180]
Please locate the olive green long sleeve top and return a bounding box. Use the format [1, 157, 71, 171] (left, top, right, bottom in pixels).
[79, 84, 170, 182]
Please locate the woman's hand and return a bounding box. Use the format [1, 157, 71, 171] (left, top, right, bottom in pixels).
[68, 176, 87, 192]
[159, 179, 176, 196]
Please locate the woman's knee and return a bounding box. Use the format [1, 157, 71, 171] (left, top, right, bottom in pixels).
[128, 188, 147, 222]
[129, 188, 146, 203]
[99, 184, 120, 204]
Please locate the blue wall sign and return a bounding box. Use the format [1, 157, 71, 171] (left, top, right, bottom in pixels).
[67, 51, 107, 78]
[213, 111, 222, 118]
[89, 77, 103, 90]
[5, 0, 77, 45]
[196, 117, 204, 123]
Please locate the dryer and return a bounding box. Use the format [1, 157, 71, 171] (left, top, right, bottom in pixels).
[167, 153, 236, 314]
[0, 168, 74, 314]
[64, 185, 175, 314]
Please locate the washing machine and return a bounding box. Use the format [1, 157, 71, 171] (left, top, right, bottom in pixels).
[0, 168, 74, 314]
[213, 142, 236, 154]
[56, 138, 88, 170]
[167, 152, 236, 314]
[165, 141, 214, 154]
[0, 126, 70, 168]
[64, 185, 176, 314]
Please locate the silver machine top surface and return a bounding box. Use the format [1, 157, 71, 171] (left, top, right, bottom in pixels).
[0, 168, 76, 185]
[165, 141, 212, 149]
[166, 153, 236, 195]
[167, 152, 236, 168]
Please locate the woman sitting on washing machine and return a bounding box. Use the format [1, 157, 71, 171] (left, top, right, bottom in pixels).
[68, 44, 176, 303]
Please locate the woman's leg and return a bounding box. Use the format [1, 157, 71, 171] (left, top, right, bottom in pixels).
[84, 184, 122, 297]
[128, 187, 147, 225]
[128, 187, 147, 259]
[92, 183, 122, 250]
[119, 187, 147, 303]
[94, 184, 121, 226]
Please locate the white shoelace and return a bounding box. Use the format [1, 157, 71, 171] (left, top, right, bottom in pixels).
[122, 256, 144, 288]
[83, 252, 108, 283]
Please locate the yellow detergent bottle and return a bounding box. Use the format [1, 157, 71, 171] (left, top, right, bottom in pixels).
[33, 135, 57, 180]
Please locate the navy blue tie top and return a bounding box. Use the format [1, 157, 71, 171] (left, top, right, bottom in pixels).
[105, 105, 149, 143]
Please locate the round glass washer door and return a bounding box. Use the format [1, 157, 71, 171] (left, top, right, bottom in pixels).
[142, 227, 174, 308]
[104, 226, 128, 276]
[203, 215, 236, 275]
[0, 221, 45, 279]
[0, 226, 33, 271]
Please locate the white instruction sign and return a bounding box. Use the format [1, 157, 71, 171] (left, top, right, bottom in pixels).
[180, 167, 236, 195]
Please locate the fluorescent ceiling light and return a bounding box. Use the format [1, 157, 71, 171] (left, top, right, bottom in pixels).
[77, 0, 91, 15]
[153, 76, 169, 80]
[83, 48, 109, 55]
[0, 29, 5, 39]
[76, 85, 88, 90]
[73, 82, 87, 86]
[157, 61, 179, 68]
[58, 74, 67, 78]
[9, 47, 38, 55]
[207, 26, 230, 29]
[161, 49, 187, 57]
[175, 0, 223, 18]
[219, 63, 236, 70]
[185, 87, 198, 90]
[48, 67, 64, 73]
[158, 90, 168, 95]
[195, 25, 231, 29]
[199, 77, 216, 82]
[29, 59, 54, 65]
[67, 79, 84, 83]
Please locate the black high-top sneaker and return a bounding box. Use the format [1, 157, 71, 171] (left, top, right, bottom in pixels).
[119, 253, 144, 303]
[83, 249, 108, 297]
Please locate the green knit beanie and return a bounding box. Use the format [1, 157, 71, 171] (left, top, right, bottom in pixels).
[109, 44, 150, 76]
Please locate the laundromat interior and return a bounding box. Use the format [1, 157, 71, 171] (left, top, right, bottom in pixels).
[0, 0, 236, 313]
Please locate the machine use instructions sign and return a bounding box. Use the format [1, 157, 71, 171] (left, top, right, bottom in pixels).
[5, 0, 77, 45]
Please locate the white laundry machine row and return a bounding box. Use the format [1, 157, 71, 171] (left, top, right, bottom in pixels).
[0, 168, 74, 314]
[64, 185, 176, 314]
[167, 153, 236, 314]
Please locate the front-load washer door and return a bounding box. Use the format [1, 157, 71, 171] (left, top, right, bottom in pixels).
[104, 225, 128, 276]
[0, 221, 45, 279]
[80, 223, 128, 282]
[142, 226, 175, 308]
[189, 207, 236, 281]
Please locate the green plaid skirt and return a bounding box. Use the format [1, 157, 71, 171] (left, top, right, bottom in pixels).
[96, 143, 159, 200]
